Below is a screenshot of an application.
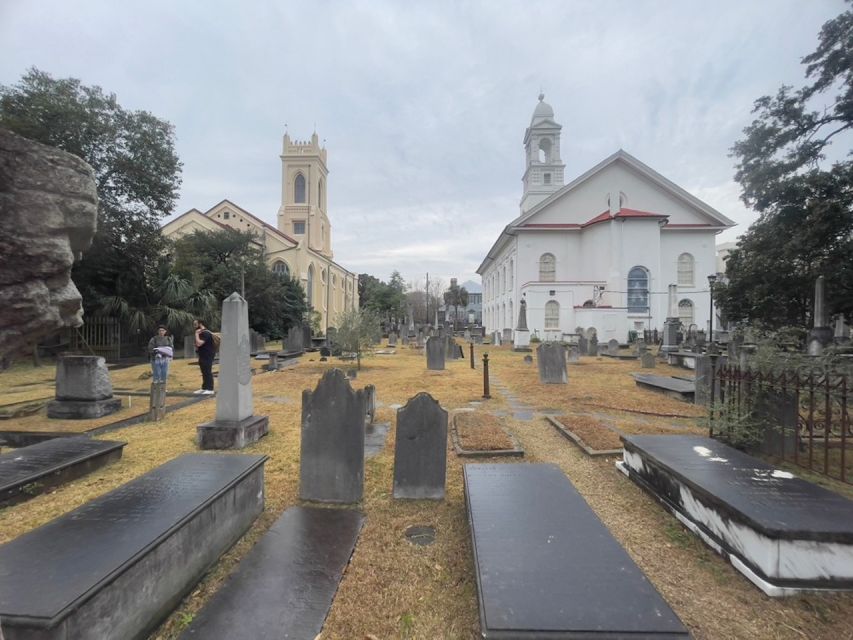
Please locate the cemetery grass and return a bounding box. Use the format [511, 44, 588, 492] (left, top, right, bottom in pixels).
[453, 411, 516, 451]
[0, 346, 852, 638]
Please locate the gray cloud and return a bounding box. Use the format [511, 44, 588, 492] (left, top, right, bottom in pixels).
[1, 0, 845, 285]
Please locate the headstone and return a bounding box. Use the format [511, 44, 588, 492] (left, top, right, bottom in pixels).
[284, 325, 305, 354]
[149, 381, 166, 421]
[503, 328, 512, 342]
[445, 335, 457, 359]
[47, 355, 122, 419]
[426, 336, 445, 371]
[607, 339, 619, 356]
[567, 345, 580, 364]
[753, 389, 799, 458]
[662, 284, 680, 354]
[438, 325, 446, 338]
[393, 393, 448, 499]
[302, 323, 312, 350]
[835, 314, 851, 345]
[493, 331, 502, 346]
[300, 369, 367, 503]
[197, 293, 269, 450]
[402, 332, 409, 345]
[184, 334, 196, 359]
[578, 335, 588, 356]
[588, 336, 598, 355]
[364, 384, 376, 425]
[388, 332, 397, 346]
[249, 329, 266, 354]
[417, 330, 425, 347]
[537, 342, 568, 384]
[464, 329, 471, 341]
[266, 352, 279, 371]
[641, 352, 656, 369]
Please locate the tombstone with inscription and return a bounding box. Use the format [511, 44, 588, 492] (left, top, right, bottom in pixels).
[537, 342, 568, 384]
[47, 355, 122, 419]
[393, 392, 448, 500]
[426, 336, 445, 371]
[641, 352, 656, 369]
[300, 369, 367, 503]
[197, 293, 269, 449]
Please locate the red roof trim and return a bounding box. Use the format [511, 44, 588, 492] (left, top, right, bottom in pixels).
[582, 210, 613, 227]
[616, 208, 668, 219]
[521, 223, 581, 228]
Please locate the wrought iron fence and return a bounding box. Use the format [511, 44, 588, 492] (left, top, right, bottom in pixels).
[710, 362, 851, 484]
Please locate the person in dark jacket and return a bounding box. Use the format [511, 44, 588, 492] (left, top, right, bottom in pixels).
[193, 319, 216, 394]
[147, 325, 173, 383]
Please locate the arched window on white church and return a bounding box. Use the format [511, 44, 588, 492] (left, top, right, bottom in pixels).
[679, 299, 694, 326]
[627, 266, 649, 312]
[545, 300, 560, 329]
[272, 261, 290, 278]
[678, 253, 694, 286]
[294, 174, 306, 203]
[538, 137, 552, 163]
[539, 253, 556, 282]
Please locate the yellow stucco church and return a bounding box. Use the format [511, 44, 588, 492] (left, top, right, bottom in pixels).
[162, 131, 359, 331]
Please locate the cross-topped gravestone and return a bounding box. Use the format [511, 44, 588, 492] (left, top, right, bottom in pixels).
[300, 369, 367, 503]
[393, 393, 448, 500]
[537, 342, 567, 384]
[198, 293, 269, 449]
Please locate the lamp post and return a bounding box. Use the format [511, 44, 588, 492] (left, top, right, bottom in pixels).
[707, 274, 717, 344]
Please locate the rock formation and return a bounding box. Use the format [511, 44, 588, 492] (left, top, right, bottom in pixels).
[0, 128, 98, 360]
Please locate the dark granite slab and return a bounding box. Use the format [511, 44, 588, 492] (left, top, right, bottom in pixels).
[0, 453, 266, 640]
[633, 374, 695, 399]
[181, 506, 363, 639]
[622, 435, 853, 542]
[464, 463, 689, 639]
[0, 436, 126, 506]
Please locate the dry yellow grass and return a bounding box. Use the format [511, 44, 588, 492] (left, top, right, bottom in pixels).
[0, 345, 851, 640]
[454, 411, 515, 451]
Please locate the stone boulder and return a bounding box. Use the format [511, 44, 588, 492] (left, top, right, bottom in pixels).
[0, 128, 98, 360]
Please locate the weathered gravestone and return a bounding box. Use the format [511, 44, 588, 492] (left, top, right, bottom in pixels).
[364, 384, 376, 426]
[464, 329, 471, 342]
[393, 393, 448, 500]
[302, 323, 312, 350]
[641, 351, 656, 369]
[283, 325, 304, 355]
[300, 369, 367, 503]
[589, 336, 598, 355]
[694, 354, 726, 406]
[607, 338, 619, 356]
[503, 328, 513, 343]
[537, 342, 567, 384]
[47, 355, 122, 419]
[493, 331, 502, 346]
[184, 335, 196, 359]
[753, 388, 799, 458]
[402, 332, 409, 345]
[249, 329, 265, 354]
[578, 335, 588, 356]
[198, 293, 269, 449]
[426, 336, 445, 371]
[567, 345, 580, 364]
[388, 332, 397, 346]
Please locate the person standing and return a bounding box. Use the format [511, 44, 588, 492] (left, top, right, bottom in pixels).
[147, 325, 174, 384]
[193, 319, 216, 394]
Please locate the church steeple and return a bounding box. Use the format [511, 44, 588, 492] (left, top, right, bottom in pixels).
[520, 93, 565, 213]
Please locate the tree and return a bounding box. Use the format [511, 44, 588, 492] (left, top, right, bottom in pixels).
[170, 228, 308, 339]
[0, 68, 183, 324]
[718, 5, 853, 329]
[357, 271, 407, 328]
[444, 281, 469, 330]
[334, 308, 381, 369]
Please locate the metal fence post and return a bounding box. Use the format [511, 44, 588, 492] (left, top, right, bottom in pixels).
[482, 353, 491, 399]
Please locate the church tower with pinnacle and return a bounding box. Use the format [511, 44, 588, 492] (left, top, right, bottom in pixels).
[520, 93, 565, 214]
[277, 131, 333, 258]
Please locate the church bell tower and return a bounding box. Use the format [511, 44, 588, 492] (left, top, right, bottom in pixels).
[520, 93, 565, 213]
[277, 131, 333, 258]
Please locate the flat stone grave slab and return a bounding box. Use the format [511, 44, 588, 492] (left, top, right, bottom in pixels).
[0, 453, 266, 640]
[0, 436, 126, 506]
[464, 463, 689, 638]
[619, 434, 853, 596]
[181, 506, 363, 640]
[633, 374, 695, 401]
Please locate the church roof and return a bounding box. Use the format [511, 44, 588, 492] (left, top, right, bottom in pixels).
[531, 93, 555, 125]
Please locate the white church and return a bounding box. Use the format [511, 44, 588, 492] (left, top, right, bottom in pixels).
[478, 94, 735, 343]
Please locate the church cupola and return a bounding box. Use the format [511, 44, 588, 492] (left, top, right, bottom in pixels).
[520, 93, 565, 213]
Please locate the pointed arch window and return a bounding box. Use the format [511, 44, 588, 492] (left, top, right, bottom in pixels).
[294, 174, 306, 203]
[678, 253, 695, 286]
[545, 300, 560, 329]
[318, 177, 324, 209]
[678, 299, 695, 326]
[627, 266, 649, 312]
[539, 253, 556, 282]
[272, 261, 290, 278]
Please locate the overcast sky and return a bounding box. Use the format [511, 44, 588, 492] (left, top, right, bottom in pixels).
[1, 1, 845, 288]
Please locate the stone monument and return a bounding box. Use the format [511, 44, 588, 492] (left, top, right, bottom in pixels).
[537, 342, 568, 384]
[197, 293, 269, 449]
[807, 276, 834, 356]
[283, 325, 305, 355]
[300, 369, 367, 503]
[426, 336, 445, 370]
[662, 284, 680, 354]
[393, 392, 448, 500]
[513, 296, 532, 352]
[47, 355, 122, 419]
